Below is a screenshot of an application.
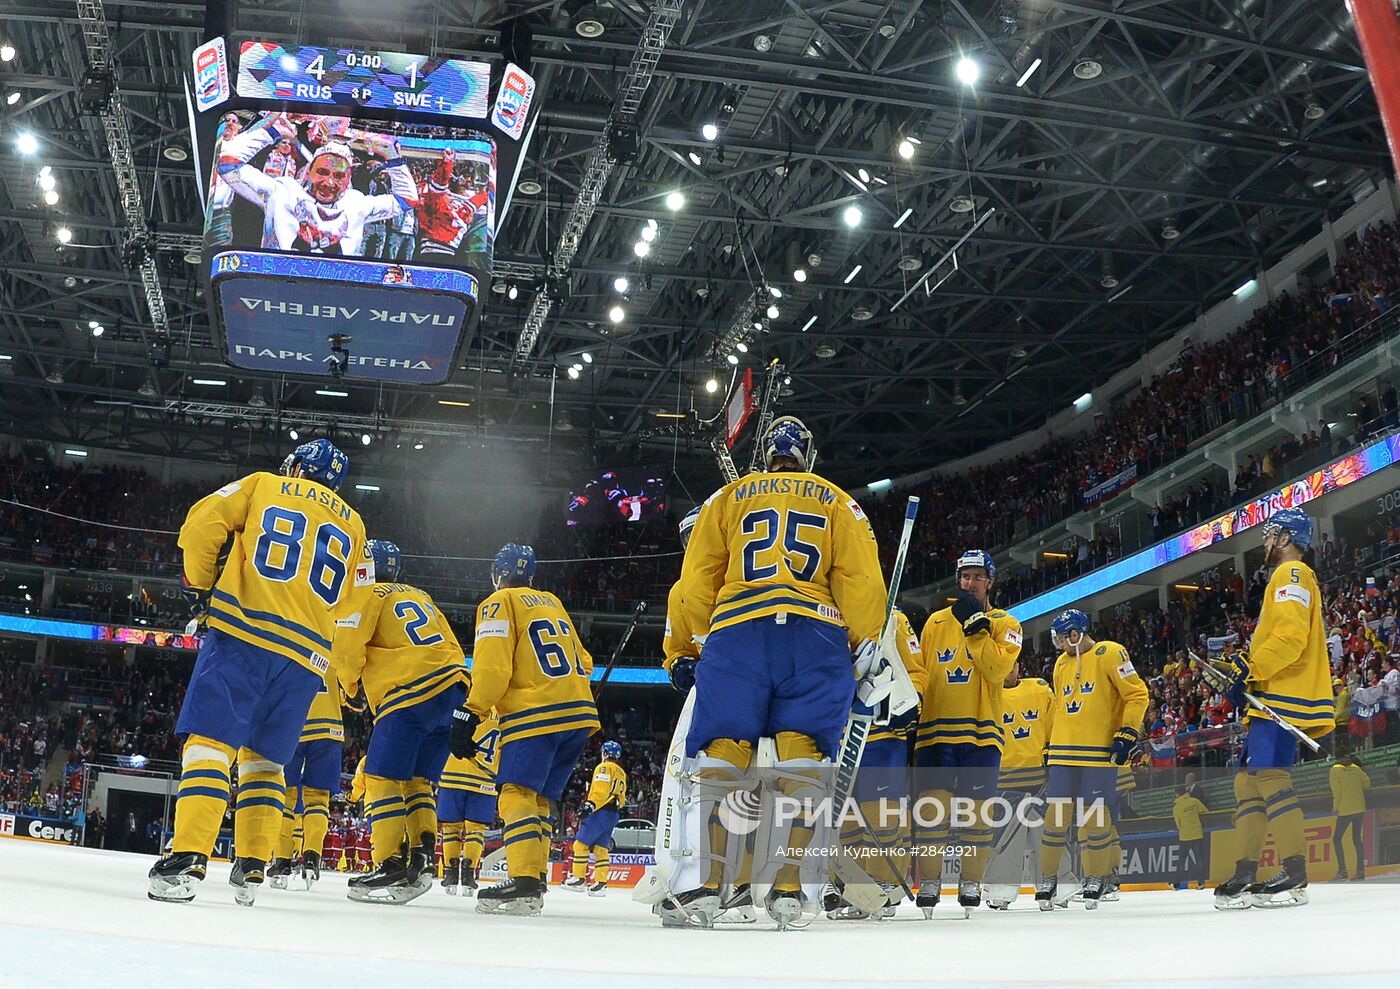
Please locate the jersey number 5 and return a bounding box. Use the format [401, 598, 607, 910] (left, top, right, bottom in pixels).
[252, 506, 352, 606]
[528, 619, 587, 679]
[740, 508, 826, 582]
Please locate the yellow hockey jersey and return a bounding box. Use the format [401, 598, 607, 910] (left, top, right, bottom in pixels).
[915, 605, 1022, 751]
[1329, 762, 1370, 816]
[1173, 793, 1206, 842]
[585, 758, 628, 811]
[440, 709, 501, 796]
[868, 609, 930, 745]
[1046, 639, 1149, 767]
[349, 756, 367, 804]
[334, 582, 468, 721]
[299, 680, 345, 743]
[1247, 560, 1333, 738]
[180, 471, 369, 677]
[662, 581, 698, 673]
[466, 586, 600, 744]
[997, 677, 1053, 789]
[678, 471, 887, 645]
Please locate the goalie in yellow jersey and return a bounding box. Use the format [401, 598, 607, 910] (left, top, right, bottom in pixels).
[1213, 507, 1332, 910]
[449, 543, 600, 917]
[148, 438, 369, 906]
[334, 540, 469, 905]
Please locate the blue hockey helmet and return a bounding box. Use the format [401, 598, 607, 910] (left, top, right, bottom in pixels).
[279, 438, 348, 493]
[492, 543, 537, 587]
[678, 505, 702, 549]
[602, 740, 622, 760]
[1263, 507, 1313, 550]
[763, 415, 817, 472]
[955, 549, 996, 581]
[1050, 609, 1090, 638]
[368, 539, 402, 583]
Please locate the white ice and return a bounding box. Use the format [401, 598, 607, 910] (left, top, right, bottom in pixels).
[2, 840, 1396, 989]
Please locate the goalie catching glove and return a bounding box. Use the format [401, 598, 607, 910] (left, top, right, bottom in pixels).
[950, 592, 991, 636]
[449, 706, 481, 759]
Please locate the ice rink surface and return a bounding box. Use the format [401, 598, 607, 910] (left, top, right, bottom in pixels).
[3, 840, 1397, 989]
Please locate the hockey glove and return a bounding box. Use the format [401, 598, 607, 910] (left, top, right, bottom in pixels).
[580, 801, 595, 817]
[1109, 727, 1140, 766]
[1220, 654, 1250, 711]
[669, 657, 697, 694]
[449, 706, 481, 760]
[341, 687, 368, 714]
[180, 574, 211, 622]
[852, 638, 881, 679]
[950, 592, 991, 637]
[887, 704, 919, 733]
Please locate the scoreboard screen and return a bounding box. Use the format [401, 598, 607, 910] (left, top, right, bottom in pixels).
[236, 43, 491, 119]
[188, 36, 540, 386]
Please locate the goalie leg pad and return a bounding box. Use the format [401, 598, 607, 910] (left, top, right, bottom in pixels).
[666, 742, 753, 898]
[749, 734, 832, 920]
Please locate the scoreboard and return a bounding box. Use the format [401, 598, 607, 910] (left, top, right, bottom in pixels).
[188, 37, 539, 386]
[236, 44, 491, 118]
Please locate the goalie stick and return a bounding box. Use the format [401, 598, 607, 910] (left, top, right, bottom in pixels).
[1186, 649, 1321, 753]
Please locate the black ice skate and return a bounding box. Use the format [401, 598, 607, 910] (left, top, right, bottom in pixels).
[763, 887, 808, 931]
[476, 875, 546, 916]
[229, 857, 265, 907]
[300, 850, 321, 891]
[1248, 855, 1309, 909]
[587, 880, 608, 897]
[348, 856, 427, 905]
[958, 880, 981, 918]
[1100, 873, 1121, 902]
[657, 885, 721, 928]
[1214, 858, 1258, 911]
[1035, 876, 1057, 912]
[266, 856, 293, 890]
[917, 886, 940, 919]
[460, 864, 478, 897]
[442, 859, 462, 896]
[147, 852, 208, 903]
[1081, 876, 1105, 911]
[407, 838, 436, 894]
[561, 875, 587, 892]
[716, 884, 757, 925]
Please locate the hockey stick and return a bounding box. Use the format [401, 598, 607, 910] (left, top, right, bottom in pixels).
[1186, 650, 1321, 753]
[831, 495, 920, 813]
[593, 599, 648, 695]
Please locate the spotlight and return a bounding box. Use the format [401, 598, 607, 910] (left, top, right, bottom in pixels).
[43, 190, 58, 206]
[289, 428, 300, 440]
[897, 138, 914, 160]
[56, 226, 72, 244]
[665, 190, 685, 211]
[955, 56, 980, 86]
[361, 433, 372, 446]
[38, 172, 55, 191]
[609, 304, 626, 323]
[705, 377, 719, 394]
[768, 286, 783, 299]
[0, 44, 14, 62]
[566, 366, 580, 380]
[614, 275, 629, 293]
[793, 268, 807, 282]
[568, 0, 606, 38]
[640, 224, 657, 243]
[90, 324, 104, 337]
[766, 304, 780, 319]
[843, 205, 863, 228]
[736, 342, 748, 353]
[753, 35, 773, 52]
[5, 92, 18, 106]
[726, 353, 739, 366]
[687, 151, 703, 166]
[507, 283, 519, 301]
[633, 240, 651, 258]
[857, 167, 871, 184]
[413, 441, 425, 450]
[701, 122, 719, 142]
[15, 131, 39, 156]
[581, 352, 593, 364]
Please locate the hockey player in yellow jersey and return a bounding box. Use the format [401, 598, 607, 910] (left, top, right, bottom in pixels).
[1035, 609, 1147, 911]
[449, 543, 600, 916]
[438, 706, 500, 897]
[1214, 508, 1332, 910]
[827, 605, 928, 920]
[912, 549, 1022, 917]
[268, 681, 346, 891]
[662, 505, 703, 689]
[335, 540, 469, 905]
[662, 416, 888, 930]
[564, 739, 628, 895]
[983, 662, 1053, 910]
[149, 438, 369, 905]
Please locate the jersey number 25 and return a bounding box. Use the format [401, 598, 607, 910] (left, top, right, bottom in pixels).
[740, 508, 826, 582]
